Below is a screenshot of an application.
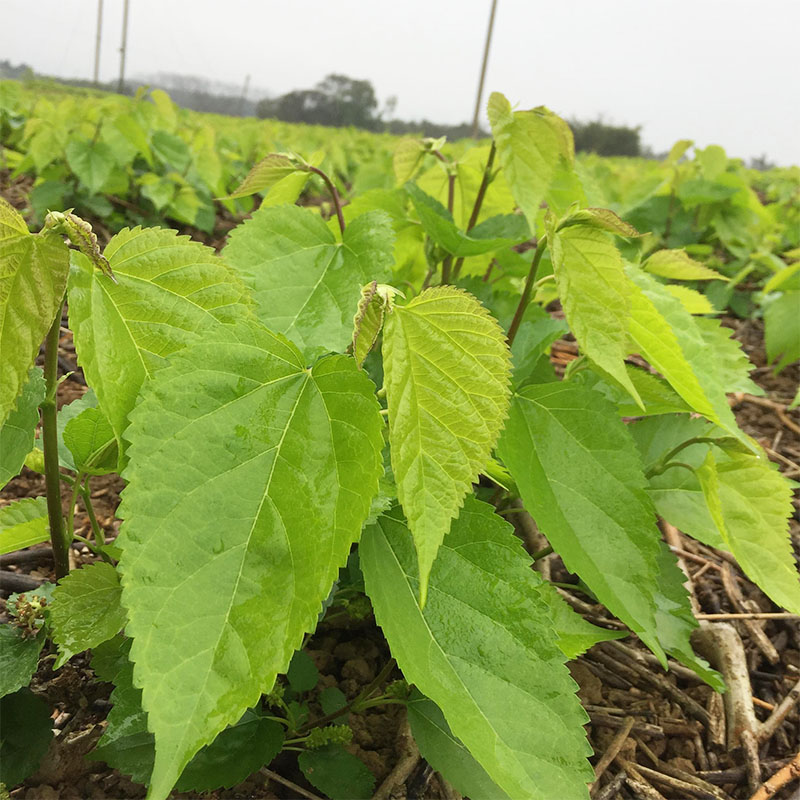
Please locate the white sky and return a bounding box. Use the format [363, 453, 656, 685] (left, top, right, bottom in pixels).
[3, 0, 799, 165]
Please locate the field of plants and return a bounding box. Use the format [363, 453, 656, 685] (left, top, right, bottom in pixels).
[1, 78, 799, 800]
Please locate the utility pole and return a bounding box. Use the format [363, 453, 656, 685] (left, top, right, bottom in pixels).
[93, 0, 103, 85]
[471, 0, 498, 138]
[118, 0, 130, 94]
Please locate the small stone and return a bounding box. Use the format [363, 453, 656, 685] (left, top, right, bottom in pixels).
[342, 658, 375, 683]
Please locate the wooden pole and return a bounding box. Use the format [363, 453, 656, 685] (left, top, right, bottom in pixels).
[471, 0, 498, 138]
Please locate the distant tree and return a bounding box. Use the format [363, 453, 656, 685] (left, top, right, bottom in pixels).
[258, 74, 380, 130]
[569, 119, 642, 157]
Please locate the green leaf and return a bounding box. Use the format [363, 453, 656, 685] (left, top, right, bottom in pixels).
[65, 139, 115, 194]
[0, 688, 53, 786]
[0, 198, 69, 426]
[643, 249, 726, 281]
[548, 222, 642, 407]
[764, 291, 800, 372]
[299, 744, 376, 800]
[406, 690, 510, 800]
[487, 93, 573, 232]
[91, 638, 284, 792]
[118, 321, 384, 800]
[174, 710, 284, 792]
[50, 563, 127, 668]
[62, 406, 118, 475]
[0, 497, 50, 555]
[558, 207, 640, 238]
[589, 366, 691, 418]
[319, 686, 347, 716]
[626, 267, 746, 444]
[226, 153, 308, 199]
[393, 138, 427, 185]
[406, 183, 526, 258]
[382, 286, 511, 602]
[0, 367, 44, 489]
[351, 281, 386, 367]
[224, 206, 394, 361]
[360, 499, 593, 799]
[650, 543, 723, 690]
[68, 226, 251, 441]
[697, 450, 800, 613]
[664, 284, 715, 315]
[631, 416, 724, 549]
[56, 390, 98, 472]
[151, 130, 190, 172]
[694, 317, 763, 395]
[536, 582, 627, 659]
[0, 625, 45, 698]
[499, 382, 684, 663]
[287, 650, 320, 694]
[89, 637, 154, 785]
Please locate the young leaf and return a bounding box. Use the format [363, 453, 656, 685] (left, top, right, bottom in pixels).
[406, 690, 510, 800]
[62, 406, 118, 475]
[68, 226, 251, 441]
[382, 286, 511, 602]
[393, 138, 426, 184]
[0, 367, 45, 489]
[351, 281, 386, 367]
[626, 268, 747, 444]
[499, 382, 679, 663]
[226, 153, 308, 199]
[50, 562, 127, 668]
[118, 321, 384, 800]
[360, 499, 593, 799]
[643, 249, 726, 281]
[487, 93, 573, 232]
[298, 744, 376, 800]
[664, 284, 715, 315]
[0, 688, 53, 786]
[548, 222, 642, 407]
[557, 207, 640, 238]
[697, 450, 800, 613]
[0, 625, 45, 698]
[0, 497, 50, 555]
[0, 198, 69, 426]
[224, 206, 394, 361]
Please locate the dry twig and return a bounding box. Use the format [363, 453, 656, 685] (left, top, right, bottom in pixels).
[749, 752, 800, 800]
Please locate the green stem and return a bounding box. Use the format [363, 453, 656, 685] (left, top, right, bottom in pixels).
[441, 255, 453, 285]
[644, 436, 723, 479]
[41, 299, 70, 579]
[646, 461, 696, 480]
[531, 545, 554, 561]
[452, 141, 496, 281]
[506, 237, 548, 347]
[79, 480, 105, 545]
[65, 470, 86, 544]
[308, 166, 345, 234]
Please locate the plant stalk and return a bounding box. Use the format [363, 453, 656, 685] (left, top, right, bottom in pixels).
[452, 141, 496, 281]
[41, 299, 70, 579]
[308, 165, 345, 234]
[506, 237, 548, 347]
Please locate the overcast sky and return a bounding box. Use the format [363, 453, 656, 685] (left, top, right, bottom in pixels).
[3, 0, 798, 165]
